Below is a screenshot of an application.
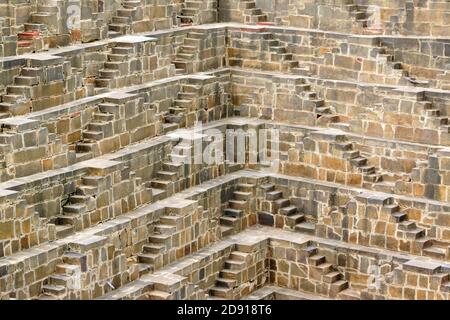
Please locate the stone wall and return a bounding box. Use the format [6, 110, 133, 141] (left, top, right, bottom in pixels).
[253, 0, 450, 37]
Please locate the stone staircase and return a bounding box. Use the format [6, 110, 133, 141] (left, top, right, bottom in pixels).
[219, 183, 254, 237]
[51, 176, 103, 238]
[260, 183, 315, 234]
[375, 45, 430, 87]
[28, 2, 59, 35]
[0, 67, 40, 117]
[164, 83, 199, 129]
[82, 110, 115, 144]
[303, 244, 351, 298]
[329, 139, 382, 185]
[381, 200, 450, 260]
[262, 38, 301, 73]
[74, 105, 117, 162]
[94, 44, 135, 93]
[240, 1, 267, 24]
[346, 3, 371, 30]
[345, 3, 379, 34]
[294, 80, 334, 121]
[108, 0, 144, 37]
[418, 97, 450, 134]
[39, 252, 85, 300]
[137, 216, 182, 273]
[146, 140, 190, 199]
[172, 31, 204, 75]
[219, 0, 267, 24]
[208, 249, 251, 299]
[178, 0, 200, 25]
[16, 30, 45, 55]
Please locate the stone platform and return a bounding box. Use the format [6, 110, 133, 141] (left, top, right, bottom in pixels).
[0, 0, 449, 300]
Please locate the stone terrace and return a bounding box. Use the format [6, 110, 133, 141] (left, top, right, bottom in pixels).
[0, 1, 449, 300]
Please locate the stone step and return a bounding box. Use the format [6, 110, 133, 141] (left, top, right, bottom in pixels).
[15, 76, 39, 86]
[224, 259, 246, 271]
[279, 205, 297, 216]
[237, 183, 255, 192]
[151, 188, 166, 201]
[308, 255, 326, 266]
[220, 216, 239, 227]
[2, 94, 25, 104]
[230, 251, 249, 262]
[156, 170, 178, 181]
[159, 215, 183, 226]
[149, 234, 172, 246]
[143, 243, 165, 254]
[286, 214, 305, 227]
[55, 263, 80, 276]
[274, 198, 290, 209]
[55, 225, 74, 239]
[63, 203, 87, 214]
[266, 190, 282, 201]
[151, 179, 172, 190]
[260, 183, 275, 192]
[337, 289, 361, 300]
[162, 161, 184, 175]
[209, 286, 232, 299]
[350, 157, 367, 166]
[323, 271, 342, 284]
[82, 176, 104, 186]
[223, 208, 244, 218]
[359, 166, 376, 174]
[83, 130, 103, 141]
[315, 262, 333, 274]
[215, 277, 236, 288]
[76, 185, 97, 196]
[154, 223, 177, 235]
[391, 212, 408, 223]
[181, 84, 201, 93]
[405, 228, 426, 240]
[94, 112, 115, 122]
[423, 245, 447, 259]
[302, 245, 318, 257]
[42, 284, 66, 296]
[228, 200, 247, 210]
[220, 225, 233, 237]
[69, 195, 92, 204]
[398, 220, 417, 231]
[108, 53, 129, 62]
[99, 69, 120, 79]
[137, 253, 159, 265]
[233, 191, 252, 201]
[295, 221, 316, 235]
[330, 280, 349, 297]
[48, 274, 71, 286]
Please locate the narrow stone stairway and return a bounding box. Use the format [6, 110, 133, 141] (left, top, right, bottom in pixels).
[164, 83, 199, 129]
[39, 252, 86, 300]
[374, 45, 430, 87]
[172, 31, 204, 75]
[0, 66, 39, 117]
[178, 0, 202, 25]
[304, 244, 352, 298]
[147, 140, 190, 199]
[95, 44, 136, 93]
[220, 183, 254, 237]
[137, 215, 183, 272]
[382, 201, 449, 260]
[208, 250, 250, 299]
[260, 183, 315, 234]
[52, 176, 102, 238]
[108, 0, 144, 37]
